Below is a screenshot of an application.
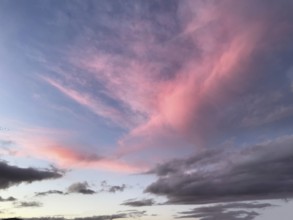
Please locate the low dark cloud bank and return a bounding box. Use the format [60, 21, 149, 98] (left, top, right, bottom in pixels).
[0, 161, 63, 189]
[176, 202, 273, 220]
[146, 135, 293, 204]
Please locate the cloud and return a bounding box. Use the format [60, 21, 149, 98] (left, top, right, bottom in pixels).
[24, 210, 147, 220]
[121, 198, 155, 207]
[26, 0, 293, 170]
[67, 182, 96, 195]
[15, 201, 42, 208]
[4, 127, 142, 172]
[176, 202, 273, 220]
[100, 180, 127, 193]
[0, 161, 63, 189]
[145, 135, 293, 204]
[0, 196, 16, 202]
[35, 190, 66, 197]
[35, 181, 129, 197]
[42, 76, 132, 128]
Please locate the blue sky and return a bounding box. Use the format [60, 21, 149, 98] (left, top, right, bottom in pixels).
[1, 0, 293, 219]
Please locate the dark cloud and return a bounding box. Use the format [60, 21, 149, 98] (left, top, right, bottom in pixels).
[0, 161, 63, 189]
[145, 135, 293, 204]
[35, 190, 66, 197]
[26, 215, 123, 220]
[67, 182, 95, 194]
[15, 201, 42, 208]
[176, 202, 273, 220]
[0, 196, 16, 202]
[35, 181, 128, 197]
[121, 198, 155, 207]
[100, 181, 127, 193]
[24, 210, 147, 220]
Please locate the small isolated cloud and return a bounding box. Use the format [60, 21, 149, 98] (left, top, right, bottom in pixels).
[100, 181, 127, 193]
[67, 182, 96, 194]
[0, 161, 63, 189]
[0, 196, 16, 202]
[176, 202, 273, 220]
[15, 201, 42, 208]
[121, 198, 155, 207]
[35, 190, 66, 197]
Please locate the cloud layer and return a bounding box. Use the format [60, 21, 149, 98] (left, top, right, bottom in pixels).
[146, 135, 293, 204]
[177, 202, 273, 220]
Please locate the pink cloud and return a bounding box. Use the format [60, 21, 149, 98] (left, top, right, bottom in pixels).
[111, 1, 270, 154]
[42, 76, 132, 127]
[40, 1, 284, 162]
[0, 123, 143, 173]
[39, 144, 143, 173]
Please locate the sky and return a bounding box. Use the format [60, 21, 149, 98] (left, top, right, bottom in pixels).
[0, 0, 293, 219]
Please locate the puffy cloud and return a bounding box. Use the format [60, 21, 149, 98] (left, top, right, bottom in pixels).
[121, 198, 155, 207]
[0, 161, 63, 189]
[99, 181, 127, 193]
[176, 202, 273, 220]
[145, 135, 293, 204]
[67, 182, 96, 195]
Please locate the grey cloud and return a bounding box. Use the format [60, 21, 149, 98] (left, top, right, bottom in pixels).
[177, 202, 273, 220]
[0, 196, 16, 202]
[35, 190, 66, 197]
[67, 182, 96, 194]
[121, 198, 155, 207]
[23, 209, 147, 220]
[15, 201, 42, 208]
[35, 181, 128, 196]
[145, 135, 293, 204]
[0, 161, 63, 189]
[108, 185, 126, 193]
[100, 181, 127, 193]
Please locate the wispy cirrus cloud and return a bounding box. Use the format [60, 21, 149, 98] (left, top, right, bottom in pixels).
[42, 76, 132, 128]
[26, 0, 293, 171]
